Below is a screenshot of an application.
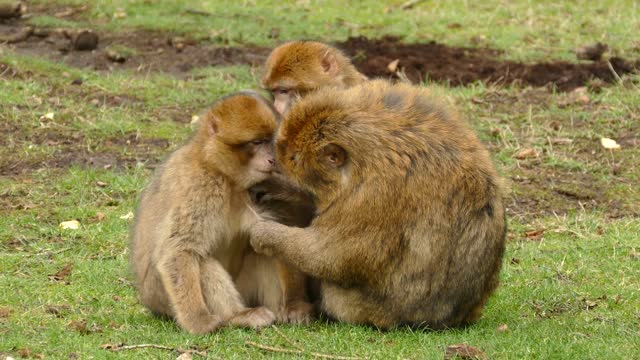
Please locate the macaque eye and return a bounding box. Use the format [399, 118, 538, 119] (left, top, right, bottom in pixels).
[251, 139, 266, 145]
[274, 88, 290, 95]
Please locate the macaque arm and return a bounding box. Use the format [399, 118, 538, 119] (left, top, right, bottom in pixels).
[250, 221, 355, 284]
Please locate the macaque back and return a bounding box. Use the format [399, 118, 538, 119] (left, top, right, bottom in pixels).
[250, 80, 506, 329]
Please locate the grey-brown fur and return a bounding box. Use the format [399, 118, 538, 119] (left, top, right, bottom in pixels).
[249, 80, 506, 329]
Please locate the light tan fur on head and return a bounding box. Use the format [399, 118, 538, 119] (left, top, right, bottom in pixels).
[250, 80, 506, 330]
[261, 41, 367, 115]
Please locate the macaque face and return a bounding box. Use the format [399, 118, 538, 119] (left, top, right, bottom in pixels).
[246, 139, 276, 183]
[272, 88, 293, 115]
[270, 87, 309, 116]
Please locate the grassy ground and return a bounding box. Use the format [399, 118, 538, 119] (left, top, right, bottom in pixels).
[1, 1, 639, 359]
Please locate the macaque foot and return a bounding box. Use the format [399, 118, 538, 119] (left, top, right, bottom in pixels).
[178, 313, 225, 334]
[279, 300, 315, 325]
[229, 306, 276, 330]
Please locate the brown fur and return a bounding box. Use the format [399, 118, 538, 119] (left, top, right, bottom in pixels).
[249, 80, 506, 330]
[130, 92, 312, 334]
[261, 40, 367, 114]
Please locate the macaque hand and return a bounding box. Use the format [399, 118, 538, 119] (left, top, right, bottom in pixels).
[249, 220, 284, 256]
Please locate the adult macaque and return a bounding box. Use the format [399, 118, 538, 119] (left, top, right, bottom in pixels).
[130, 92, 312, 334]
[261, 41, 367, 114]
[249, 80, 506, 329]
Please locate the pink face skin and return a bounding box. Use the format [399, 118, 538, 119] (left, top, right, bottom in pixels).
[247, 141, 276, 182]
[272, 89, 293, 115]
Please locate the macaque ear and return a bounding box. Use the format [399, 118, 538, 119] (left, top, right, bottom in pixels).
[321, 49, 339, 76]
[322, 143, 347, 167]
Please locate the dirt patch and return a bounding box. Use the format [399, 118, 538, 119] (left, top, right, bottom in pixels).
[471, 88, 640, 219]
[0, 130, 171, 176]
[1, 23, 270, 74]
[2, 18, 639, 90]
[339, 36, 639, 91]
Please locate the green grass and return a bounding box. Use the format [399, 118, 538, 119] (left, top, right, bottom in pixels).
[2, 0, 640, 359]
[28, 0, 640, 61]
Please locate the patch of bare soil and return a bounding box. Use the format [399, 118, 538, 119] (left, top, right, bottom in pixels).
[340, 36, 639, 91]
[2, 18, 638, 90]
[0, 129, 170, 176]
[473, 88, 639, 219]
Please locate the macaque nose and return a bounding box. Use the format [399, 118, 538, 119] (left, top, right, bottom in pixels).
[274, 100, 287, 115]
[268, 158, 275, 165]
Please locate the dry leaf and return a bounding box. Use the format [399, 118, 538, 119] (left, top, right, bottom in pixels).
[600, 137, 621, 150]
[176, 352, 193, 360]
[445, 344, 487, 360]
[68, 319, 89, 334]
[0, 307, 9, 318]
[497, 323, 509, 332]
[17, 348, 31, 358]
[190, 115, 200, 125]
[120, 211, 134, 220]
[550, 138, 573, 145]
[524, 229, 545, 241]
[559, 87, 590, 107]
[113, 9, 127, 18]
[59, 220, 80, 230]
[68, 319, 102, 334]
[515, 148, 538, 159]
[40, 112, 55, 121]
[45, 304, 71, 317]
[49, 262, 74, 282]
[96, 212, 106, 222]
[387, 59, 400, 73]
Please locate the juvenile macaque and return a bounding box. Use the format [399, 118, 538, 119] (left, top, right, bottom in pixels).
[130, 92, 312, 334]
[249, 80, 506, 329]
[261, 41, 367, 114]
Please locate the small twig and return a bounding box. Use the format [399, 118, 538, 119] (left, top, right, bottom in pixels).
[395, 68, 412, 84]
[245, 340, 363, 360]
[271, 324, 304, 351]
[400, 0, 425, 10]
[184, 8, 253, 18]
[184, 8, 214, 17]
[606, 60, 623, 84]
[102, 343, 206, 357]
[245, 341, 303, 355]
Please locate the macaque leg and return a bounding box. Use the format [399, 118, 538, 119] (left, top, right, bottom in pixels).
[200, 257, 275, 330]
[138, 264, 172, 317]
[235, 251, 313, 324]
[321, 284, 395, 329]
[157, 251, 225, 334]
[250, 221, 363, 284]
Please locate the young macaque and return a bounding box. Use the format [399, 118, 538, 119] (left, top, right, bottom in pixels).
[130, 92, 312, 334]
[261, 40, 367, 114]
[249, 80, 507, 330]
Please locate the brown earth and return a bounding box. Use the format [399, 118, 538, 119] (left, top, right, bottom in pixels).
[340, 36, 639, 91]
[2, 6, 638, 220]
[1, 22, 638, 91]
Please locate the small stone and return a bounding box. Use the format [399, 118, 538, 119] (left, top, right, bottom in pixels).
[72, 30, 99, 51]
[105, 49, 126, 63]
